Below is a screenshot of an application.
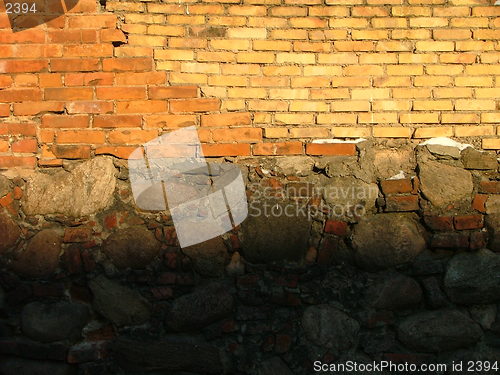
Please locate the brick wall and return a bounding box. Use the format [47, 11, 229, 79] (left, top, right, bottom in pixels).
[0, 0, 499, 169]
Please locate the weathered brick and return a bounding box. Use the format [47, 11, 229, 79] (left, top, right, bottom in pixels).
[305, 143, 356, 156]
[454, 215, 484, 230]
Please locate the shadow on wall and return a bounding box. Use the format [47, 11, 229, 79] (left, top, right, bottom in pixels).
[5, 0, 79, 31]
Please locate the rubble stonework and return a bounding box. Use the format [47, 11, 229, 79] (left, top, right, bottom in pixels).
[0, 138, 499, 374]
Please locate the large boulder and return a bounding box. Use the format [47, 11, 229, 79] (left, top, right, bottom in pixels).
[397, 310, 482, 352]
[182, 236, 229, 277]
[102, 226, 161, 269]
[485, 214, 500, 251]
[241, 200, 310, 263]
[112, 338, 224, 374]
[166, 282, 233, 331]
[418, 160, 473, 210]
[302, 305, 359, 352]
[257, 357, 293, 375]
[365, 273, 422, 310]
[0, 358, 76, 375]
[21, 302, 89, 343]
[444, 249, 500, 304]
[23, 157, 116, 217]
[0, 174, 11, 197]
[10, 229, 61, 278]
[461, 147, 498, 170]
[0, 210, 20, 255]
[351, 213, 427, 270]
[89, 275, 151, 327]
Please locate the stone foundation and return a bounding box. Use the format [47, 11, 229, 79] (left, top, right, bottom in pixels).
[0, 138, 500, 374]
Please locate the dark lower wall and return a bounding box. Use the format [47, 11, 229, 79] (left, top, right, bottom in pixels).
[0, 138, 499, 374]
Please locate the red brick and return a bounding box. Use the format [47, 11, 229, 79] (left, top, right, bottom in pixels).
[454, 215, 484, 230]
[424, 216, 454, 231]
[0, 89, 42, 102]
[0, 156, 36, 168]
[41, 115, 90, 128]
[201, 144, 251, 157]
[170, 98, 220, 113]
[201, 112, 252, 127]
[50, 59, 100, 72]
[102, 58, 152, 72]
[0, 104, 9, 117]
[94, 115, 142, 128]
[253, 142, 303, 156]
[479, 181, 500, 194]
[305, 143, 356, 156]
[380, 179, 413, 195]
[66, 101, 114, 114]
[64, 227, 92, 243]
[95, 146, 137, 159]
[469, 231, 488, 250]
[472, 194, 487, 213]
[96, 87, 146, 100]
[431, 232, 469, 249]
[385, 195, 419, 212]
[0, 123, 36, 136]
[324, 220, 348, 236]
[149, 86, 198, 99]
[11, 138, 37, 153]
[0, 60, 48, 73]
[13, 187, 23, 200]
[45, 88, 93, 101]
[51, 145, 91, 159]
[64, 73, 114, 86]
[211, 128, 262, 142]
[13, 102, 65, 116]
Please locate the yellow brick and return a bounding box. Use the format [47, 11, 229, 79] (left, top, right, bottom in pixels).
[409, 17, 448, 28]
[222, 64, 261, 75]
[329, 18, 369, 28]
[248, 100, 288, 111]
[147, 25, 184, 36]
[263, 66, 301, 76]
[392, 6, 431, 16]
[210, 39, 250, 50]
[181, 62, 219, 74]
[450, 18, 489, 28]
[331, 127, 371, 137]
[227, 28, 267, 39]
[358, 112, 398, 124]
[332, 77, 371, 87]
[269, 88, 308, 99]
[416, 41, 454, 52]
[167, 15, 205, 25]
[414, 126, 453, 138]
[426, 65, 464, 75]
[221, 100, 245, 111]
[291, 77, 331, 88]
[373, 127, 412, 138]
[250, 76, 289, 87]
[275, 113, 314, 125]
[126, 14, 164, 24]
[433, 7, 469, 17]
[387, 65, 424, 75]
[317, 53, 358, 64]
[271, 6, 307, 16]
[455, 100, 496, 111]
[372, 18, 407, 28]
[441, 114, 480, 124]
[303, 66, 342, 76]
[128, 35, 166, 47]
[208, 75, 247, 87]
[318, 113, 358, 124]
[456, 41, 495, 51]
[156, 61, 181, 71]
[393, 88, 431, 98]
[331, 101, 370, 112]
[264, 127, 288, 138]
[439, 53, 477, 64]
[227, 88, 267, 99]
[433, 88, 473, 98]
[198, 51, 236, 62]
[414, 76, 453, 87]
[352, 30, 388, 40]
[310, 89, 350, 99]
[466, 65, 500, 75]
[373, 76, 412, 87]
[352, 88, 391, 100]
[434, 29, 472, 40]
[228, 5, 267, 15]
[293, 41, 331, 52]
[253, 40, 292, 51]
[455, 126, 494, 137]
[309, 6, 349, 16]
[270, 29, 308, 40]
[481, 113, 500, 123]
[154, 49, 193, 61]
[184, 4, 224, 15]
[360, 53, 398, 64]
[289, 101, 329, 112]
[290, 17, 328, 28]
[476, 88, 500, 98]
[482, 138, 500, 149]
[236, 52, 275, 64]
[276, 53, 315, 64]
[168, 73, 207, 85]
[455, 76, 494, 87]
[414, 100, 453, 111]
[169, 38, 207, 49]
[392, 30, 431, 40]
[289, 127, 330, 138]
[334, 41, 375, 52]
[376, 41, 413, 52]
[400, 113, 440, 123]
[372, 100, 412, 111]
[344, 65, 384, 75]
[207, 16, 246, 27]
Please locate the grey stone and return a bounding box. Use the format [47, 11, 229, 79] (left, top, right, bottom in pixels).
[444, 249, 500, 304]
[102, 226, 161, 269]
[421, 277, 451, 309]
[461, 147, 498, 170]
[0, 358, 76, 375]
[486, 214, 500, 251]
[182, 236, 229, 277]
[10, 229, 61, 278]
[112, 338, 224, 374]
[365, 273, 422, 310]
[469, 305, 497, 330]
[241, 199, 310, 263]
[257, 357, 293, 375]
[0, 174, 11, 197]
[426, 144, 461, 159]
[373, 147, 416, 180]
[167, 282, 233, 331]
[316, 155, 374, 182]
[486, 195, 500, 214]
[418, 160, 473, 209]
[398, 310, 482, 352]
[89, 275, 151, 327]
[321, 176, 379, 216]
[0, 210, 20, 255]
[273, 156, 315, 177]
[302, 304, 359, 351]
[351, 213, 427, 270]
[23, 157, 116, 217]
[21, 301, 89, 343]
[360, 328, 396, 354]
